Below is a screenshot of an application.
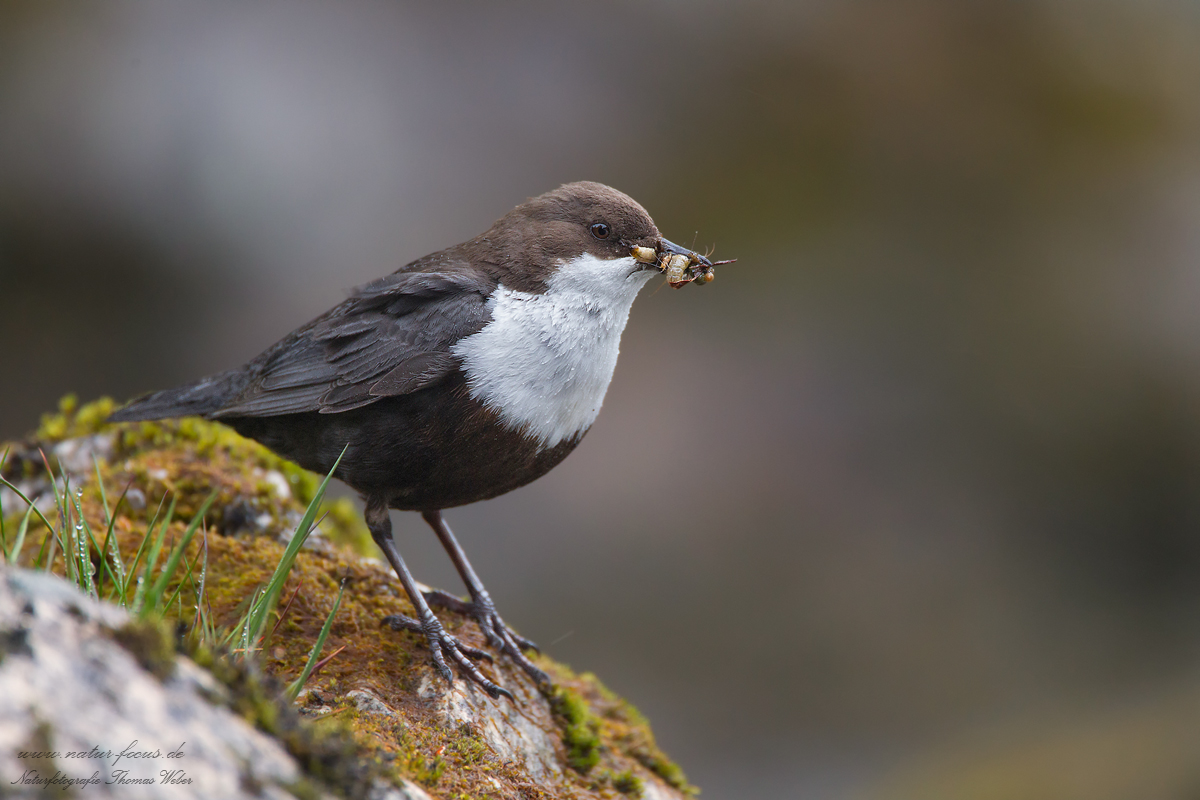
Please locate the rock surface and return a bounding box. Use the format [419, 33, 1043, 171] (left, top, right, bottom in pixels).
[0, 568, 307, 799]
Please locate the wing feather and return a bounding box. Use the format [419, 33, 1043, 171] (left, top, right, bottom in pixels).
[211, 269, 492, 418]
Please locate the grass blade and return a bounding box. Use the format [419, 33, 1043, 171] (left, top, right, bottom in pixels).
[192, 530, 209, 636]
[287, 578, 346, 700]
[133, 495, 176, 615]
[123, 493, 167, 604]
[93, 454, 112, 529]
[97, 482, 132, 601]
[8, 504, 35, 565]
[37, 451, 68, 576]
[66, 478, 111, 599]
[91, 456, 129, 598]
[242, 448, 345, 652]
[1, 469, 64, 573]
[161, 538, 200, 616]
[33, 529, 52, 571]
[269, 581, 304, 643]
[230, 586, 268, 654]
[142, 490, 218, 616]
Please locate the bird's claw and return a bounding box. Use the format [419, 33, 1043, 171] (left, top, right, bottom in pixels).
[381, 613, 512, 700]
[424, 590, 549, 687]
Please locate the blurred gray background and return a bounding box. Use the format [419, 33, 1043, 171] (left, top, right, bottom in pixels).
[4, 1, 1200, 798]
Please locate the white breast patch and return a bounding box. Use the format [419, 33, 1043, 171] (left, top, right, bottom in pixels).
[451, 253, 655, 450]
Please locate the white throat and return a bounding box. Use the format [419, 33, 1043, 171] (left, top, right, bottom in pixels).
[451, 253, 655, 449]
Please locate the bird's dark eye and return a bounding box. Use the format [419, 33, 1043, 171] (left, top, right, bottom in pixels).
[590, 222, 611, 240]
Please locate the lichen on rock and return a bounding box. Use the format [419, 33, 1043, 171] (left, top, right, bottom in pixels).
[0, 396, 697, 798]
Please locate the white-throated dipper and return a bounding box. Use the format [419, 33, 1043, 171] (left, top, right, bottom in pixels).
[109, 182, 726, 699]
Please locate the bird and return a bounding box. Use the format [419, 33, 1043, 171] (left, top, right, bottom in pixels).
[109, 181, 721, 699]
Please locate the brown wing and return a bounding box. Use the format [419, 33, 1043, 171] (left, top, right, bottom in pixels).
[212, 270, 493, 417]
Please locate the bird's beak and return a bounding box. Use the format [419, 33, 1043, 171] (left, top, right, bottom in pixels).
[658, 238, 713, 268]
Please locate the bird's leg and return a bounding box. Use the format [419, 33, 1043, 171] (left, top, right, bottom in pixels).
[421, 510, 550, 687]
[365, 499, 512, 700]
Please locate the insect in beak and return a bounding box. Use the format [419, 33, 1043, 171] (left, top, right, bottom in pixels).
[647, 238, 735, 289]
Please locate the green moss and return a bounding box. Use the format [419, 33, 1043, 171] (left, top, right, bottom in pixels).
[551, 684, 602, 774]
[390, 721, 447, 787]
[28, 395, 377, 558]
[445, 723, 488, 767]
[612, 769, 645, 797]
[405, 751, 446, 787]
[36, 394, 78, 440]
[36, 394, 117, 442]
[569, 670, 699, 795]
[634, 749, 692, 794]
[110, 616, 178, 680]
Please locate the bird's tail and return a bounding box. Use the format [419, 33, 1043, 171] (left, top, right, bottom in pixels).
[108, 369, 247, 422]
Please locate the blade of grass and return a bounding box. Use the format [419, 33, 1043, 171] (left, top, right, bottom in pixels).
[37, 450, 67, 576]
[186, 525, 205, 625]
[142, 490, 218, 616]
[63, 478, 88, 594]
[192, 528, 209, 635]
[5, 459, 54, 570]
[230, 585, 268, 654]
[0, 476, 59, 556]
[161, 536, 203, 617]
[196, 604, 212, 647]
[0, 471, 89, 578]
[133, 495, 176, 615]
[269, 581, 304, 643]
[74, 518, 97, 599]
[242, 448, 345, 653]
[164, 518, 212, 623]
[92, 454, 112, 528]
[123, 493, 167, 604]
[66, 478, 114, 599]
[63, 478, 94, 597]
[90, 456, 127, 597]
[287, 580, 346, 700]
[222, 585, 263, 650]
[8, 504, 35, 565]
[32, 529, 52, 571]
[43, 526, 58, 572]
[97, 481, 132, 601]
[305, 645, 347, 682]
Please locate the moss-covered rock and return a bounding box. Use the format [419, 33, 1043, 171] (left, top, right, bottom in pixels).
[1, 397, 697, 799]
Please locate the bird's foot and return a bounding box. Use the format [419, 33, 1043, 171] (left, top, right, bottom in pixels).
[424, 589, 550, 687]
[381, 612, 513, 700]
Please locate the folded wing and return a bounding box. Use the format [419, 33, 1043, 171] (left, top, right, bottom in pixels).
[111, 269, 493, 422]
[214, 271, 492, 417]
